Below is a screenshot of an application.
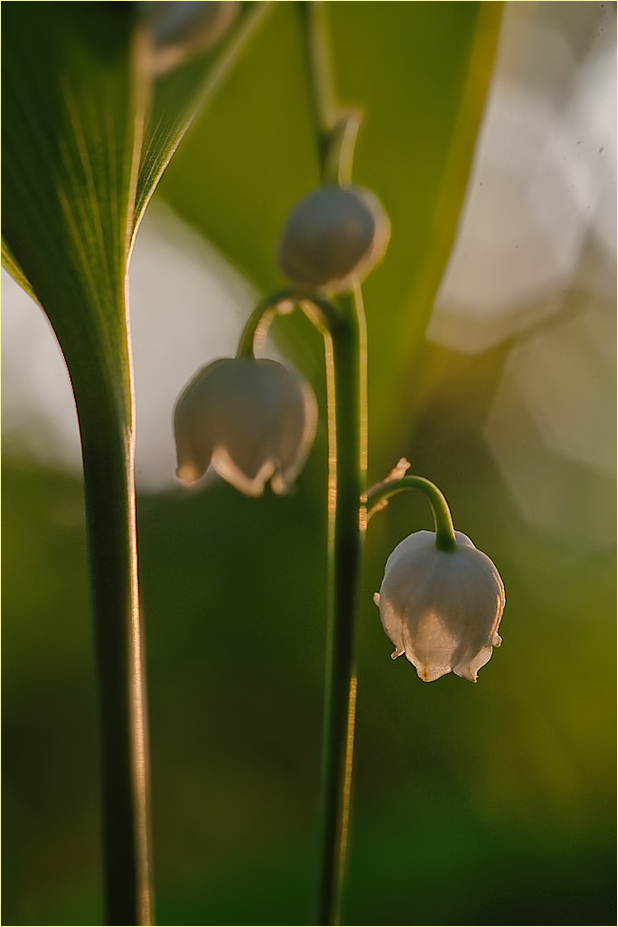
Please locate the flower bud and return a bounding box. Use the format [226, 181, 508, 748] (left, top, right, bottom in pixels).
[374, 531, 505, 682]
[278, 185, 390, 291]
[141, 1, 240, 75]
[174, 357, 318, 496]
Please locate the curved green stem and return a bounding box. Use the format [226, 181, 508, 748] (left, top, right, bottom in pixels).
[366, 475, 457, 552]
[236, 288, 345, 359]
[236, 288, 298, 358]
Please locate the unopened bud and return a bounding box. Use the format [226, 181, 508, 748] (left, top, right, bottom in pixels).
[279, 185, 390, 292]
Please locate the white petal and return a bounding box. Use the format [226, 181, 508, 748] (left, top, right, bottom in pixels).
[211, 447, 274, 497]
[176, 462, 202, 484]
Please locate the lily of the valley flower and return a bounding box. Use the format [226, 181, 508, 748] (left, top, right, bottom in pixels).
[374, 530, 505, 682]
[174, 357, 318, 496]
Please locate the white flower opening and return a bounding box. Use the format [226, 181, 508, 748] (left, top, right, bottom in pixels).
[174, 357, 318, 496]
[374, 530, 505, 683]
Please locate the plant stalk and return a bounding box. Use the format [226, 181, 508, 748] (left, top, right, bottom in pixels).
[318, 287, 367, 925]
[236, 282, 369, 924]
[298, 2, 368, 922]
[76, 379, 153, 926]
[366, 475, 457, 551]
[298, 0, 339, 180]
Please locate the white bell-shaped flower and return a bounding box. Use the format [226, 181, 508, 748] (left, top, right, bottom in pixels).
[174, 357, 318, 496]
[374, 530, 505, 682]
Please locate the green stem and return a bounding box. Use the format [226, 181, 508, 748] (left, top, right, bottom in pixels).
[298, 0, 338, 180]
[237, 288, 347, 359]
[366, 475, 457, 552]
[297, 3, 368, 918]
[318, 287, 367, 925]
[236, 288, 300, 358]
[75, 377, 153, 925]
[299, 0, 361, 187]
[324, 110, 362, 186]
[238, 276, 367, 925]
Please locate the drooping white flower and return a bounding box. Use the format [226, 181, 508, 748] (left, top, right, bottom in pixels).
[374, 530, 505, 682]
[279, 185, 390, 291]
[174, 357, 318, 496]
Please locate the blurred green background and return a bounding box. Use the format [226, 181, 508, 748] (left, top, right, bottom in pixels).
[3, 2, 616, 925]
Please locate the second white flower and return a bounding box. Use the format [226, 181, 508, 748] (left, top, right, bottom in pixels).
[174, 357, 318, 496]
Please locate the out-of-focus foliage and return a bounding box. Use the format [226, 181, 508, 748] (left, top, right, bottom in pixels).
[2, 2, 615, 927]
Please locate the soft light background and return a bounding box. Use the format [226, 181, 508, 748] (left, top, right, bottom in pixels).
[3, 3, 615, 925]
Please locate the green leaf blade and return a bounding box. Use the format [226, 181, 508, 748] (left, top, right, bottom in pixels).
[133, 1, 272, 233]
[1, 4, 140, 413]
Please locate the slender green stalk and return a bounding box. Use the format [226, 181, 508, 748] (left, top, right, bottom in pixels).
[298, 2, 369, 922]
[317, 287, 367, 925]
[237, 266, 367, 924]
[298, 0, 338, 179]
[75, 373, 153, 926]
[299, 0, 361, 188]
[366, 475, 457, 552]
